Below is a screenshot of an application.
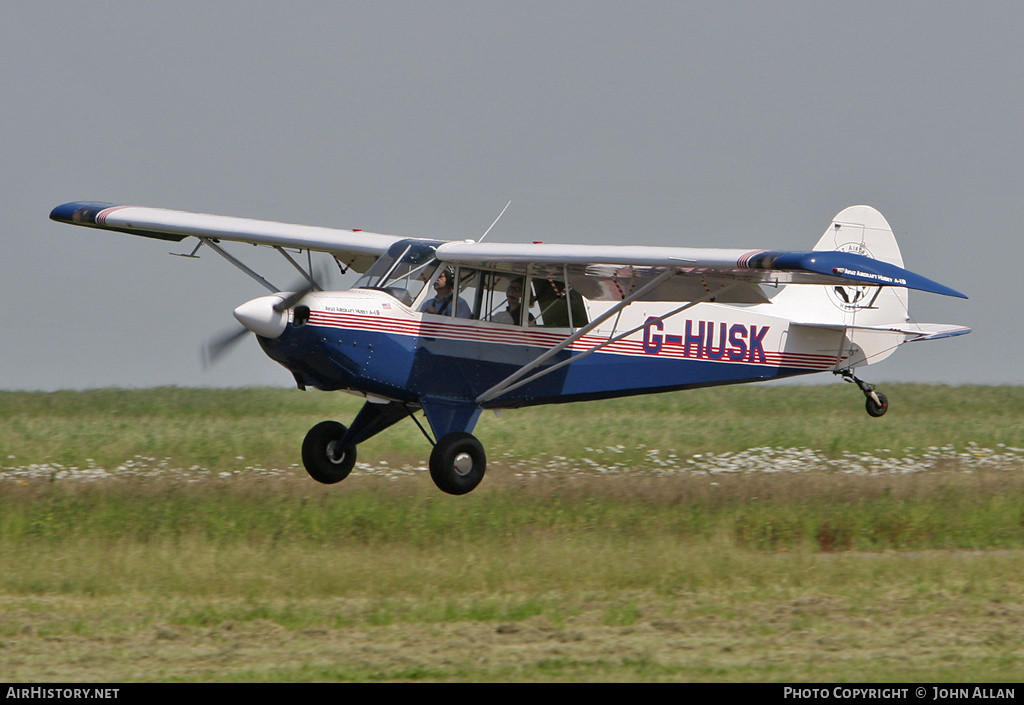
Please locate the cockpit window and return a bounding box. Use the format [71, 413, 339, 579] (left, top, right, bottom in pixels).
[355, 240, 439, 306]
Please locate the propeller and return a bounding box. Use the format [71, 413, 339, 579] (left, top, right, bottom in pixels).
[201, 325, 251, 369]
[272, 285, 314, 313]
[201, 267, 325, 369]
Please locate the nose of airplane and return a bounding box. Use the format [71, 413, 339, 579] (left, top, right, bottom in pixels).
[233, 294, 290, 339]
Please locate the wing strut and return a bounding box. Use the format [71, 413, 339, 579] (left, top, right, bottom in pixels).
[201, 238, 279, 293]
[476, 282, 738, 405]
[475, 269, 677, 404]
[274, 246, 323, 291]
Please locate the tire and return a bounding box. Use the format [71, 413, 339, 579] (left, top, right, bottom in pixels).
[865, 392, 888, 418]
[429, 432, 486, 495]
[302, 421, 357, 484]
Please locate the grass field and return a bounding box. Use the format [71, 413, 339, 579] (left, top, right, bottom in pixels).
[1, 384, 1023, 682]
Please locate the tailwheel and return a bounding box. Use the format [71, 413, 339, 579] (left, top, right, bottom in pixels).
[302, 420, 357, 484]
[429, 432, 486, 495]
[865, 392, 889, 418]
[837, 370, 888, 418]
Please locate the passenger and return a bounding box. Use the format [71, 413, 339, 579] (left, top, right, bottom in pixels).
[421, 267, 472, 318]
[493, 279, 535, 326]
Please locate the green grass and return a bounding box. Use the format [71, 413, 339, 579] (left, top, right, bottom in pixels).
[2, 471, 1023, 558]
[1, 384, 1023, 681]
[3, 383, 1023, 470]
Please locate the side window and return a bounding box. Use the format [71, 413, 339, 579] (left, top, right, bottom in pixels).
[434, 267, 511, 321]
[463, 270, 535, 325]
[529, 277, 589, 328]
[489, 275, 531, 326]
[416, 266, 589, 327]
[415, 266, 468, 317]
[453, 268, 479, 319]
[418, 265, 475, 319]
[414, 263, 439, 310]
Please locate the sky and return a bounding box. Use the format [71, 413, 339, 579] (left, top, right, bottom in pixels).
[2, 1, 1018, 391]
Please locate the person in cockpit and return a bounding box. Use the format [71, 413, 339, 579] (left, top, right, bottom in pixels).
[492, 278, 534, 326]
[421, 267, 472, 318]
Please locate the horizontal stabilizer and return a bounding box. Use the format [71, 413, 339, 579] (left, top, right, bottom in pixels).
[903, 323, 972, 342]
[794, 321, 971, 342]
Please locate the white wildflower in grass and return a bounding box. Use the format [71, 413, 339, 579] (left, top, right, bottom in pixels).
[3, 443, 1023, 484]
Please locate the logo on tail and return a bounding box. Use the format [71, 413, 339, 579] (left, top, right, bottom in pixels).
[827, 242, 874, 312]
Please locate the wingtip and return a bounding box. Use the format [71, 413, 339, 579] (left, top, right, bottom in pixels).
[49, 201, 117, 225]
[922, 280, 968, 300]
[788, 251, 969, 300]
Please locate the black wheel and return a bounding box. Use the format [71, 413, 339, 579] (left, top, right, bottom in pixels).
[302, 421, 357, 484]
[865, 392, 888, 418]
[429, 432, 486, 495]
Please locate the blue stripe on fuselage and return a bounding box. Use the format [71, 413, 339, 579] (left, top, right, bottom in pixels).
[258, 323, 820, 407]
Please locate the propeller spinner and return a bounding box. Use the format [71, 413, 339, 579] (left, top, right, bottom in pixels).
[202, 279, 317, 368]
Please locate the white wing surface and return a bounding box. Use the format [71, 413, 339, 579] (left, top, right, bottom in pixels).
[52, 201, 966, 301]
[435, 240, 967, 302]
[50, 201, 409, 273]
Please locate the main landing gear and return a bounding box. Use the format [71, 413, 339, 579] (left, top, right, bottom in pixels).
[429, 432, 486, 495]
[301, 421, 358, 484]
[838, 369, 888, 417]
[300, 401, 487, 495]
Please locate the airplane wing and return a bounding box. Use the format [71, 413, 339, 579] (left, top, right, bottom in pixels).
[49, 201, 409, 273]
[435, 241, 968, 303]
[51, 201, 967, 302]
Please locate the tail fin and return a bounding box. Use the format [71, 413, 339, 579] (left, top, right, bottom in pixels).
[773, 206, 909, 325]
[816, 205, 910, 327]
[772, 206, 922, 368]
[813, 205, 904, 267]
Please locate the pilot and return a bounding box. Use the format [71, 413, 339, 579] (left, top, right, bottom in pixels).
[421, 267, 472, 318]
[493, 278, 535, 326]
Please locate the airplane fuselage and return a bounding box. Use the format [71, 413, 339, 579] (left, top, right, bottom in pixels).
[257, 288, 846, 409]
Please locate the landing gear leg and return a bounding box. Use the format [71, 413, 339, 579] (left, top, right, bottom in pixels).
[419, 397, 487, 495]
[838, 369, 888, 417]
[300, 401, 415, 486]
[300, 398, 489, 495]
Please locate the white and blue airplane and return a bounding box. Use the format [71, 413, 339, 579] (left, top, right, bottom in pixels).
[51, 201, 969, 494]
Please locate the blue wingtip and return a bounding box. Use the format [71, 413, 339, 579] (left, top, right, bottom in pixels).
[772, 251, 968, 299]
[49, 201, 116, 225]
[819, 252, 968, 299]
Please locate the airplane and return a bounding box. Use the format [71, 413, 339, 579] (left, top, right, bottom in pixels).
[50, 201, 969, 494]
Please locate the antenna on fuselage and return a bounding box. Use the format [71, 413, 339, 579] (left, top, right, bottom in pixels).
[478, 201, 511, 242]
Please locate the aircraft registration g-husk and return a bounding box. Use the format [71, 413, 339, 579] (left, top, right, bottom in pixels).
[51, 201, 969, 495]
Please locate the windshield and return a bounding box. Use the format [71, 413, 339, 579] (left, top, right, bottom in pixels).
[354, 240, 439, 306]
